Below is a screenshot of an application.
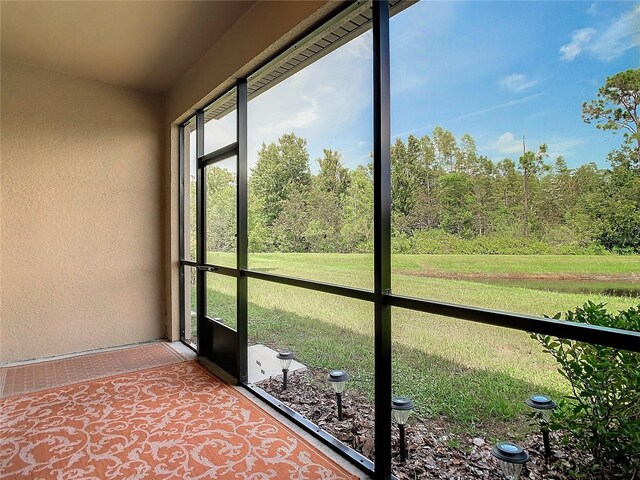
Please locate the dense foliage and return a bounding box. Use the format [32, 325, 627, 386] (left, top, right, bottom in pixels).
[191, 69, 639, 256]
[531, 303, 640, 478]
[192, 129, 639, 256]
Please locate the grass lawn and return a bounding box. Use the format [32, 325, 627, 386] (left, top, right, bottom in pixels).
[202, 253, 639, 437]
[392, 253, 640, 277]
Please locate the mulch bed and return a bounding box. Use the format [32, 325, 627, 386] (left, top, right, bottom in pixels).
[259, 369, 583, 479]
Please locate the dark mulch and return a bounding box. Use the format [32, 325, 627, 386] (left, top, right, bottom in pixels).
[259, 369, 583, 479]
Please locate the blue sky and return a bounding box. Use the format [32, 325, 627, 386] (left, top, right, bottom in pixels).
[202, 1, 639, 174]
[389, 1, 640, 168]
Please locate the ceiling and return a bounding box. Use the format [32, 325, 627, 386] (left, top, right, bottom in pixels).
[0, 1, 255, 93]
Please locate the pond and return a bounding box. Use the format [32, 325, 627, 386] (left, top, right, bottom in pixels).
[473, 278, 640, 298]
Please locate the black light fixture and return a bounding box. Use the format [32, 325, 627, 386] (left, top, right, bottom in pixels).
[391, 396, 414, 462]
[276, 351, 294, 391]
[491, 442, 530, 480]
[525, 394, 557, 459]
[327, 370, 349, 421]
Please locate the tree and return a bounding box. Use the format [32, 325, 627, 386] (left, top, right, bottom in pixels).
[582, 69, 640, 252]
[456, 133, 478, 174]
[432, 126, 459, 172]
[249, 134, 311, 250]
[410, 134, 441, 231]
[596, 149, 640, 252]
[391, 137, 415, 221]
[493, 158, 522, 235]
[271, 188, 310, 252]
[567, 163, 608, 248]
[315, 149, 350, 198]
[342, 165, 374, 252]
[306, 150, 350, 252]
[205, 166, 236, 255]
[582, 68, 640, 156]
[470, 155, 496, 236]
[437, 172, 476, 237]
[250, 133, 311, 228]
[519, 144, 549, 237]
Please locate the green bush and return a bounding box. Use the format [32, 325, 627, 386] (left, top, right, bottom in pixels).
[531, 302, 640, 478]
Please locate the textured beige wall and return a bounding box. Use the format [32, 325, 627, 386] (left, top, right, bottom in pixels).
[1, 59, 165, 362]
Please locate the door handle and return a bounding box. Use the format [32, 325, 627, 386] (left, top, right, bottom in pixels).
[197, 265, 219, 273]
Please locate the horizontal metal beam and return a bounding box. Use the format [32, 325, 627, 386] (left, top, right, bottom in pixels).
[243, 269, 376, 302]
[199, 142, 238, 167]
[243, 382, 375, 476]
[181, 259, 638, 351]
[182, 259, 638, 351]
[387, 294, 640, 352]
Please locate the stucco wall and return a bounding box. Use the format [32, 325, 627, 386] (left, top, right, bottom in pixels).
[0, 59, 165, 362]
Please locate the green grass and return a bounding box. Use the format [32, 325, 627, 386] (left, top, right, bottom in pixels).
[392, 253, 640, 277]
[202, 252, 639, 436]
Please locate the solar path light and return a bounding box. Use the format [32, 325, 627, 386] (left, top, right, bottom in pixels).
[491, 442, 530, 480]
[276, 351, 294, 391]
[391, 396, 415, 462]
[525, 394, 557, 459]
[327, 370, 349, 421]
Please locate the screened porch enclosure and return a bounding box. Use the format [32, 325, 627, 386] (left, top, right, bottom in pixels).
[178, 2, 640, 479]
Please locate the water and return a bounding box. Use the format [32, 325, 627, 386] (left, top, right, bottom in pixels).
[473, 278, 640, 298]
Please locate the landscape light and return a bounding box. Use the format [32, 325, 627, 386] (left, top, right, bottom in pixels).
[327, 370, 349, 421]
[391, 397, 415, 462]
[525, 394, 557, 459]
[276, 351, 294, 391]
[491, 442, 530, 480]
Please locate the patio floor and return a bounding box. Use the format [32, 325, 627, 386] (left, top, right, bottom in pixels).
[0, 342, 363, 479]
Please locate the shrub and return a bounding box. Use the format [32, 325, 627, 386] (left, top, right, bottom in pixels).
[531, 302, 640, 478]
[394, 229, 610, 255]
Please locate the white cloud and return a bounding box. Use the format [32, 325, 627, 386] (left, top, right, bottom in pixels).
[499, 73, 539, 92]
[559, 28, 596, 61]
[589, 5, 640, 61]
[243, 32, 373, 171]
[546, 137, 585, 159]
[486, 132, 584, 160]
[559, 5, 640, 62]
[391, 94, 542, 140]
[256, 95, 319, 136]
[457, 94, 543, 121]
[492, 132, 525, 155]
[586, 2, 598, 16]
[340, 31, 373, 60]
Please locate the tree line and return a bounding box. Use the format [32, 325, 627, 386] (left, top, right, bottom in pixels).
[196, 69, 639, 255]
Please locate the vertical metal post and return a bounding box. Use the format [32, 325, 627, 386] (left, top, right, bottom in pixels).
[237, 79, 249, 384]
[196, 110, 205, 355]
[542, 427, 551, 460]
[399, 425, 406, 462]
[178, 125, 186, 340]
[373, 1, 392, 478]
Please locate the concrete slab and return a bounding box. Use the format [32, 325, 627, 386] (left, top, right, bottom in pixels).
[248, 344, 307, 384]
[168, 341, 197, 361]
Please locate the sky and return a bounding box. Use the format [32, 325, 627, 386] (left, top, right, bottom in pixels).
[198, 1, 640, 175]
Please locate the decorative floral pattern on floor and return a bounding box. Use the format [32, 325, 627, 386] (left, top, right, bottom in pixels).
[0, 362, 358, 480]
